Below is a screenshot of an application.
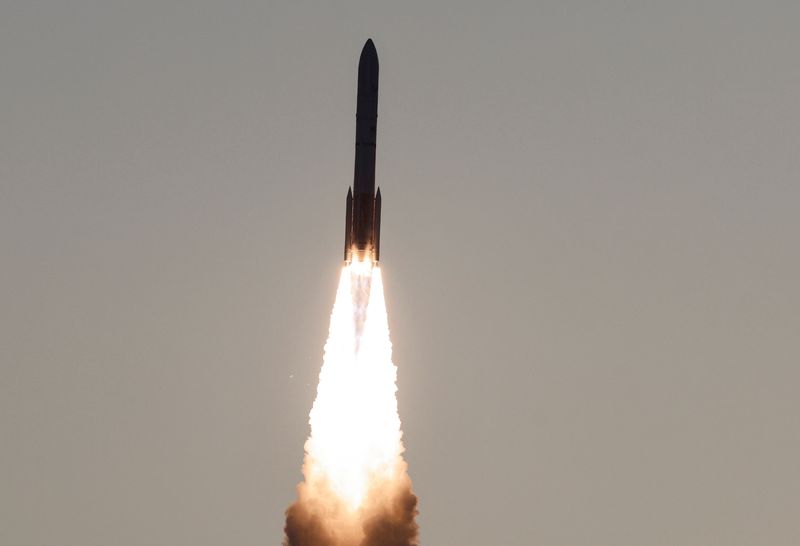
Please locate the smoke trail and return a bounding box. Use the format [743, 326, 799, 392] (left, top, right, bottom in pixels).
[284, 263, 418, 546]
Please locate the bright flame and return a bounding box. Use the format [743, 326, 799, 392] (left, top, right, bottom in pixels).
[284, 259, 418, 545]
[303, 261, 404, 511]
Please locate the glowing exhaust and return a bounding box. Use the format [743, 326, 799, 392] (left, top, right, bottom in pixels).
[284, 261, 417, 546]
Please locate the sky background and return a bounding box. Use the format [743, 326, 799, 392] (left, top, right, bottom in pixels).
[1, 1, 799, 545]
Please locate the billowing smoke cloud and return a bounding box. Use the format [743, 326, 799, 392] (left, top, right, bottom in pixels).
[359, 475, 418, 546]
[284, 263, 418, 546]
[284, 476, 417, 546]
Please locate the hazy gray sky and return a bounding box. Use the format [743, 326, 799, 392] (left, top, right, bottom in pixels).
[2, 1, 799, 545]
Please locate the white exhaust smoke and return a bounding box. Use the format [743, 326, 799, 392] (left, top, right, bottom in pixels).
[284, 262, 418, 546]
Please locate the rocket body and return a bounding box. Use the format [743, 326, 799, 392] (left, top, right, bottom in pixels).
[344, 40, 381, 263]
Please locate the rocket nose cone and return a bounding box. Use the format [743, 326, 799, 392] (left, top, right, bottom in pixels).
[359, 39, 379, 73]
[361, 39, 377, 58]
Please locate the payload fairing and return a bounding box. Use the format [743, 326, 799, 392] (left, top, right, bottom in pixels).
[344, 39, 381, 264]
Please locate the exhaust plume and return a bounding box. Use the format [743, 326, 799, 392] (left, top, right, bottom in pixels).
[284, 262, 418, 546]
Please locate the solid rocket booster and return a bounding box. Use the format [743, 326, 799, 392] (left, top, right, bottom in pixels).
[344, 39, 381, 264]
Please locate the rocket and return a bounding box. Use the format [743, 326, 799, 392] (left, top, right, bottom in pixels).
[344, 39, 381, 264]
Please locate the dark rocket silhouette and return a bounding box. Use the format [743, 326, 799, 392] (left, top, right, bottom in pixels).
[344, 39, 381, 264]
